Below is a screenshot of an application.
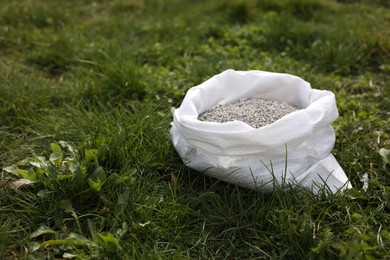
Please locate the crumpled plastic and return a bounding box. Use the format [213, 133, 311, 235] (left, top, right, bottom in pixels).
[170, 69, 352, 193]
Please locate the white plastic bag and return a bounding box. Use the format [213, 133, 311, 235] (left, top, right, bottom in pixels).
[170, 69, 352, 193]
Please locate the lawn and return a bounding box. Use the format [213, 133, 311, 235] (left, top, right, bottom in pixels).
[0, 0, 389, 258]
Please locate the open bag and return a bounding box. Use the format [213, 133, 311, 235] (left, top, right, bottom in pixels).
[170, 69, 352, 193]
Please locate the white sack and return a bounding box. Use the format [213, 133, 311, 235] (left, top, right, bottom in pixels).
[170, 69, 352, 193]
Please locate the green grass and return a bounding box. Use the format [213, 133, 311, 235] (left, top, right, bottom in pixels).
[0, 0, 389, 258]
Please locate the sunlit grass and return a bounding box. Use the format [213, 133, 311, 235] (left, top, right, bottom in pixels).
[0, 0, 389, 258]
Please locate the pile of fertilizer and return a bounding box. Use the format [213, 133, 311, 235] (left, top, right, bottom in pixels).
[198, 98, 299, 128]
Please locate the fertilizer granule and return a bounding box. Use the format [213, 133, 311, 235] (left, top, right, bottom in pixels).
[198, 98, 299, 128]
